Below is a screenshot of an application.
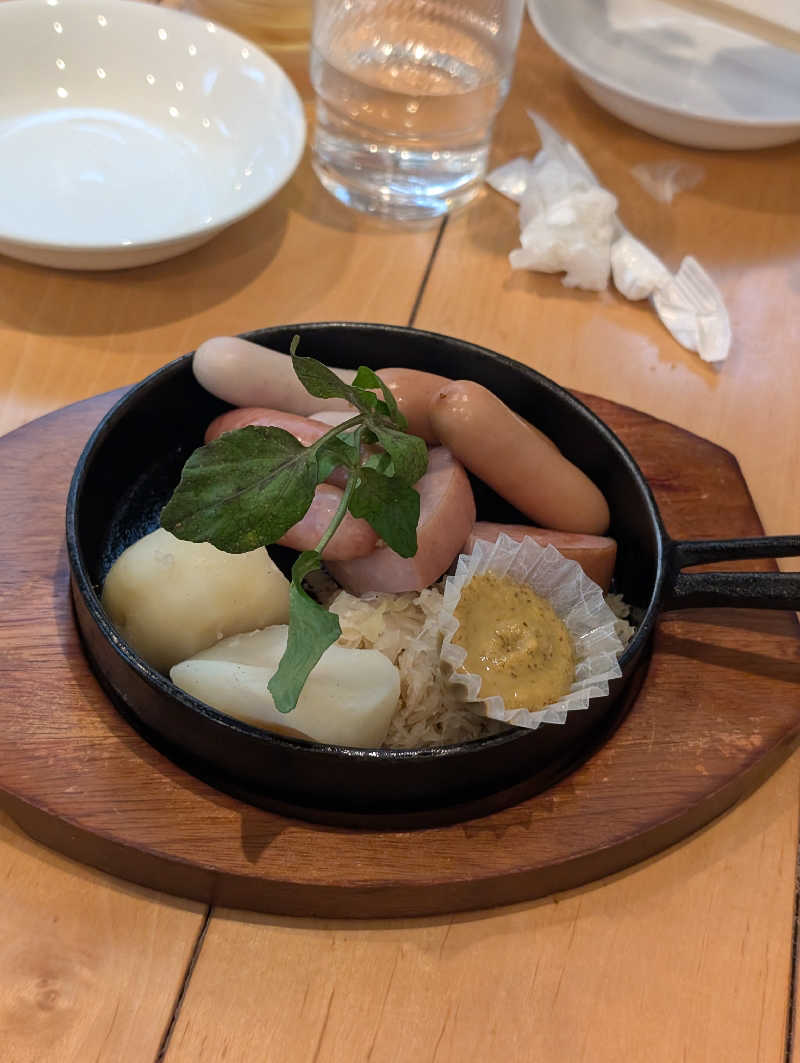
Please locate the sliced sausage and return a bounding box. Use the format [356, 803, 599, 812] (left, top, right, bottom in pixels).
[428, 380, 610, 535]
[308, 410, 356, 427]
[193, 336, 356, 415]
[205, 407, 367, 490]
[280, 484, 378, 561]
[466, 523, 617, 590]
[206, 407, 333, 447]
[326, 447, 475, 593]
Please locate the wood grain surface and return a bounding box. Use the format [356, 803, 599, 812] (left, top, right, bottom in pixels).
[1, 6, 799, 1061]
[163, 756, 799, 1063]
[0, 814, 204, 1063]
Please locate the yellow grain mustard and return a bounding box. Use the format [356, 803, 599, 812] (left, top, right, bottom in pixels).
[452, 571, 575, 711]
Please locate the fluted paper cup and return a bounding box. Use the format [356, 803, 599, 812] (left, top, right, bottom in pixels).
[439, 533, 624, 730]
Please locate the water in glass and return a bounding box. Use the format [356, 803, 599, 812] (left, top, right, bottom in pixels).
[311, 0, 521, 220]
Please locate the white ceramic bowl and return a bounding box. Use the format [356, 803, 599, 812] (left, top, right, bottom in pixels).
[528, 0, 800, 150]
[0, 0, 306, 269]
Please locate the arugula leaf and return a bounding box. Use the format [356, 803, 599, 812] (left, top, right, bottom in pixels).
[315, 435, 357, 483]
[291, 353, 392, 421]
[371, 425, 428, 486]
[267, 551, 341, 714]
[291, 353, 356, 404]
[351, 365, 382, 390]
[352, 364, 406, 429]
[353, 388, 382, 415]
[350, 467, 421, 558]
[363, 451, 394, 476]
[161, 426, 318, 553]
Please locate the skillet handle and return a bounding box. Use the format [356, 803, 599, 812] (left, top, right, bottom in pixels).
[663, 536, 800, 610]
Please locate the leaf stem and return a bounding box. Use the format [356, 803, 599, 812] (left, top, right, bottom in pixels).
[314, 427, 362, 557]
[306, 415, 364, 456]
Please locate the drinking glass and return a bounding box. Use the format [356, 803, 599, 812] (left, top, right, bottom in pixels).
[310, 0, 525, 220]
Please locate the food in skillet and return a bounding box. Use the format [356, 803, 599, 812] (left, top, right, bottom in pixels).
[101, 336, 628, 748]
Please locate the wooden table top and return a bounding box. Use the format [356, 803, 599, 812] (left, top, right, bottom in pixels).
[2, 8, 799, 1062]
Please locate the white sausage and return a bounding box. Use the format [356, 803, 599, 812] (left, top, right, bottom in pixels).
[193, 336, 356, 415]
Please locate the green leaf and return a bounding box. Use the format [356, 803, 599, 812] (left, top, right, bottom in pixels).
[160, 426, 317, 553]
[350, 468, 421, 558]
[291, 354, 395, 422]
[291, 354, 356, 404]
[351, 365, 383, 390]
[267, 552, 341, 713]
[363, 451, 394, 476]
[353, 389, 382, 414]
[352, 365, 406, 429]
[352, 365, 405, 431]
[371, 425, 428, 486]
[315, 435, 357, 483]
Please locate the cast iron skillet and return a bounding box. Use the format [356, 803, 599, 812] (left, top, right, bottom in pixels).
[66, 324, 800, 828]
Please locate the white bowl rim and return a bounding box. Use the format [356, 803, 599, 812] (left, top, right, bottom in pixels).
[0, 0, 306, 254]
[528, 0, 800, 131]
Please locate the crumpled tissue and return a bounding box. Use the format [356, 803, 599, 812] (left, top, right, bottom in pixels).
[487, 112, 731, 363]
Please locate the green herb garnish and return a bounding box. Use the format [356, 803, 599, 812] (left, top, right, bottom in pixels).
[161, 338, 428, 713]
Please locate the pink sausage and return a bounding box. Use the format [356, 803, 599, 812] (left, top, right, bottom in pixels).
[327, 447, 476, 593]
[308, 410, 355, 427]
[205, 407, 354, 490]
[465, 523, 617, 591]
[205, 409, 377, 559]
[279, 484, 378, 561]
[206, 407, 331, 447]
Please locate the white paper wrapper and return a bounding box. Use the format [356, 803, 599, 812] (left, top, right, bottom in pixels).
[438, 535, 624, 731]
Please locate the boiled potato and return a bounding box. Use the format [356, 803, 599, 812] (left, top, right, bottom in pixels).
[170, 626, 400, 748]
[102, 528, 290, 673]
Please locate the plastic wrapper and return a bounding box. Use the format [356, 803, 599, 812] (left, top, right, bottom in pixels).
[652, 256, 731, 363]
[630, 161, 704, 204]
[487, 111, 731, 362]
[610, 232, 672, 300]
[438, 535, 624, 731]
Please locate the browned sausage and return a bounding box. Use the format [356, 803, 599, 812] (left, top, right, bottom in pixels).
[465, 523, 617, 590]
[377, 367, 452, 443]
[428, 381, 610, 534]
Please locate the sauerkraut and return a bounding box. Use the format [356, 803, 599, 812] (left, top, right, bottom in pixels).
[327, 585, 508, 749]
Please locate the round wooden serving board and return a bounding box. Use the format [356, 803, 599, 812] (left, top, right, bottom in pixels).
[1, 391, 798, 918]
